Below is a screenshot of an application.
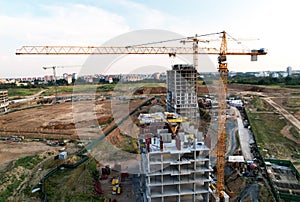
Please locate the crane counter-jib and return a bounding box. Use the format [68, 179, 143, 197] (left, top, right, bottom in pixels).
[15, 31, 267, 200]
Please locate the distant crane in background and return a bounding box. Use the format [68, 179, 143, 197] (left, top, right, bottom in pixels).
[17, 31, 267, 200]
[42, 65, 81, 102]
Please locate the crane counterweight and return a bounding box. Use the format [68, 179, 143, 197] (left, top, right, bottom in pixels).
[16, 31, 267, 200]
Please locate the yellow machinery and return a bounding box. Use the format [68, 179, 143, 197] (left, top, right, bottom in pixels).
[164, 112, 183, 134]
[216, 31, 228, 197]
[16, 31, 267, 198]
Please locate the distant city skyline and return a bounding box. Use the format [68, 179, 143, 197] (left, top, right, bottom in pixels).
[2, 68, 298, 82]
[0, 0, 299, 77]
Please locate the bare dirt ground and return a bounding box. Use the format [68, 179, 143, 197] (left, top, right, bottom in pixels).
[0, 100, 113, 139]
[0, 141, 54, 171]
[0, 102, 75, 136]
[0, 95, 150, 169]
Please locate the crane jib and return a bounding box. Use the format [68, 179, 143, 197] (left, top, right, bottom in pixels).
[15, 46, 267, 55]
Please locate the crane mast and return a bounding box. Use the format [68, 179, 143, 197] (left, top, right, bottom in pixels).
[216, 31, 229, 197]
[43, 66, 59, 102]
[16, 31, 267, 199]
[42, 65, 80, 102]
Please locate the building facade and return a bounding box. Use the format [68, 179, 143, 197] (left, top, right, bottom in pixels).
[0, 90, 9, 113]
[287, 66, 292, 76]
[166, 64, 199, 122]
[140, 134, 212, 202]
[139, 113, 211, 202]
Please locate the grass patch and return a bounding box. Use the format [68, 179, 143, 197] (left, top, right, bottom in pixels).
[96, 84, 117, 92]
[137, 83, 165, 87]
[259, 184, 275, 202]
[41, 83, 166, 96]
[250, 97, 272, 111]
[41, 86, 75, 96]
[44, 158, 102, 202]
[0, 174, 24, 200]
[8, 88, 43, 97]
[287, 98, 300, 105]
[246, 108, 299, 159]
[290, 127, 300, 139]
[14, 155, 44, 169]
[247, 112, 286, 143]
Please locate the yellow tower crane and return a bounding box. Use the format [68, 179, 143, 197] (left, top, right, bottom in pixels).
[16, 31, 267, 199]
[216, 31, 229, 198]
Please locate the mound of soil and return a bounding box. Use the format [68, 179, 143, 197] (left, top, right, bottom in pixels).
[133, 87, 166, 95]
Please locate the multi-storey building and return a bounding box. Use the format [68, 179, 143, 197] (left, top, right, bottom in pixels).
[0, 90, 9, 113]
[166, 64, 199, 122]
[139, 112, 212, 202]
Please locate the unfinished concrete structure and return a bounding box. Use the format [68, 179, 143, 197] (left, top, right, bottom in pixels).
[0, 90, 9, 113]
[139, 112, 212, 202]
[166, 64, 199, 123]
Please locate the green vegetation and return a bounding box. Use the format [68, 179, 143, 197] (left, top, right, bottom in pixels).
[44, 159, 102, 202]
[246, 102, 299, 159]
[249, 96, 272, 111]
[96, 84, 117, 92]
[290, 127, 300, 139]
[8, 88, 43, 97]
[14, 155, 44, 170]
[41, 86, 74, 96]
[5, 82, 166, 98]
[287, 98, 300, 105]
[136, 83, 165, 87]
[0, 154, 45, 200]
[229, 75, 300, 86]
[0, 173, 27, 201]
[259, 184, 275, 202]
[42, 156, 66, 169]
[247, 111, 286, 144]
[121, 135, 139, 154]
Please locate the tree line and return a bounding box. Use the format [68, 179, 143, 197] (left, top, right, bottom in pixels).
[229, 75, 300, 86]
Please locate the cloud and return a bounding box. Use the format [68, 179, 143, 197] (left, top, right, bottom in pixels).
[0, 4, 130, 45]
[0, 1, 196, 78]
[111, 0, 191, 32]
[1, 0, 298, 78]
[0, 3, 131, 77]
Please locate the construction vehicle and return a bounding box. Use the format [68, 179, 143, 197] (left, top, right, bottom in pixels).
[117, 186, 121, 195]
[112, 185, 117, 195]
[16, 31, 267, 200]
[164, 112, 183, 134]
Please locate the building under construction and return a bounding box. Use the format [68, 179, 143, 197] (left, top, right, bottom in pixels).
[139, 112, 212, 202]
[166, 64, 199, 123]
[0, 90, 9, 113]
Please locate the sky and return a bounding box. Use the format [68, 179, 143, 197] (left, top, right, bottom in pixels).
[0, 0, 299, 78]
